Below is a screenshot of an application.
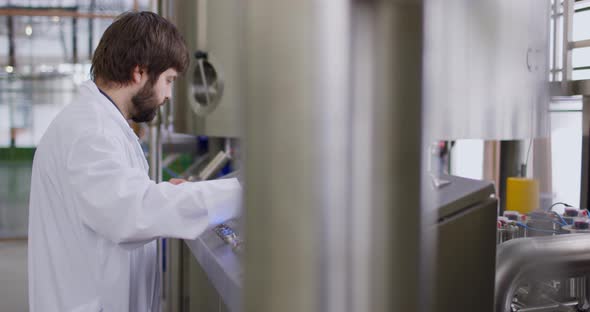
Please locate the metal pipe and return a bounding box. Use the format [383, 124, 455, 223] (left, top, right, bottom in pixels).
[7, 15, 15, 67]
[562, 0, 573, 84]
[581, 96, 590, 209]
[575, 276, 587, 305]
[570, 39, 590, 49]
[72, 17, 78, 63]
[196, 0, 207, 50]
[495, 234, 590, 312]
[148, 121, 161, 182]
[148, 110, 163, 311]
[551, 0, 560, 81]
[154, 5, 181, 309]
[0, 8, 117, 19]
[197, 150, 229, 181]
[88, 0, 95, 59]
[516, 300, 578, 312]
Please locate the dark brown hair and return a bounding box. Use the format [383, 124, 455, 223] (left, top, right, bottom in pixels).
[91, 11, 189, 85]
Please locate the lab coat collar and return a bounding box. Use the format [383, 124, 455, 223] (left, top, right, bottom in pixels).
[80, 80, 139, 141]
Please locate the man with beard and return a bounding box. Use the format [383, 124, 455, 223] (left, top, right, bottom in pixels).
[27, 12, 241, 312]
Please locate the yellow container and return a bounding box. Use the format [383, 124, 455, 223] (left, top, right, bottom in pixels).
[506, 177, 539, 214]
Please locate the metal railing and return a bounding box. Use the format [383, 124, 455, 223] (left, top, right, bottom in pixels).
[554, 0, 590, 82]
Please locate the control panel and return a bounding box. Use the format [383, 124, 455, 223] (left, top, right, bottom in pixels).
[213, 221, 244, 254]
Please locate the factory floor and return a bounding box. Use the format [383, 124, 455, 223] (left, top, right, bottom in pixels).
[0, 240, 28, 312]
[0, 163, 31, 311]
[0, 163, 30, 239]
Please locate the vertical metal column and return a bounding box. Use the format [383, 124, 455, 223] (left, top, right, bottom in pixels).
[88, 0, 96, 59]
[562, 0, 573, 84]
[243, 2, 325, 310]
[149, 114, 163, 183]
[368, 2, 424, 311]
[552, 0, 558, 81]
[581, 96, 590, 209]
[7, 15, 15, 68]
[159, 2, 197, 311]
[72, 17, 78, 64]
[349, 4, 374, 311]
[243, 0, 424, 311]
[148, 111, 163, 312]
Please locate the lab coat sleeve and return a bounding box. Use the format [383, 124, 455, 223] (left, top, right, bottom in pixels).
[65, 131, 242, 244]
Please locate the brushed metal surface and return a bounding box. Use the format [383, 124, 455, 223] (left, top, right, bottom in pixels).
[242, 1, 424, 312]
[171, 0, 242, 137]
[424, 0, 550, 140]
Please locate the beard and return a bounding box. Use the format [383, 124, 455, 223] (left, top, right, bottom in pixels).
[130, 82, 163, 123]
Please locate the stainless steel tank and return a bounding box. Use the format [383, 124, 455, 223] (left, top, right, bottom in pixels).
[170, 0, 242, 137]
[423, 0, 551, 140]
[162, 1, 554, 312]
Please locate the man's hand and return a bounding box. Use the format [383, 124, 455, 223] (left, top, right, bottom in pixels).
[169, 178, 188, 185]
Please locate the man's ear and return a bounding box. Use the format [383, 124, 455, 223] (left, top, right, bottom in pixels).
[131, 66, 146, 84]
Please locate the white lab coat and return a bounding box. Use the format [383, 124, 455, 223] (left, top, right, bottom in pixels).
[28, 80, 241, 312]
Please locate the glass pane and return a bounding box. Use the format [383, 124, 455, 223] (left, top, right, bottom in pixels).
[573, 10, 590, 42]
[572, 47, 590, 70]
[450, 140, 484, 180]
[572, 68, 590, 80]
[550, 110, 582, 209]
